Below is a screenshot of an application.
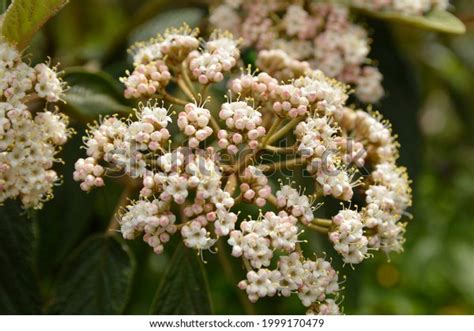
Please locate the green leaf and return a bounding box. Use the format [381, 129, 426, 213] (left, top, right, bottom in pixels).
[2, 0, 69, 50]
[1, 1, 10, 14]
[129, 7, 205, 45]
[48, 235, 135, 314]
[62, 68, 131, 120]
[150, 244, 213, 314]
[35, 129, 97, 277]
[0, 201, 41, 314]
[351, 6, 466, 34]
[65, 68, 125, 99]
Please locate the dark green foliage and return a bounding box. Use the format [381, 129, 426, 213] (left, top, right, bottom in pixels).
[150, 244, 213, 315]
[0, 201, 41, 314]
[47, 235, 134, 314]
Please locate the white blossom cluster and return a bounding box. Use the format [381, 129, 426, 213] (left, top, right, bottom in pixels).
[237, 252, 340, 313]
[229, 214, 341, 310]
[74, 26, 412, 314]
[352, 0, 449, 16]
[210, 0, 384, 103]
[0, 36, 70, 209]
[73, 101, 173, 191]
[239, 166, 271, 207]
[121, 25, 240, 97]
[218, 101, 266, 153]
[330, 107, 412, 260]
[276, 185, 315, 224]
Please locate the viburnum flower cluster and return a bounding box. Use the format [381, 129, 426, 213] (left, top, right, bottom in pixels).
[352, 0, 449, 16]
[0, 33, 70, 209]
[73, 25, 412, 314]
[209, 0, 384, 103]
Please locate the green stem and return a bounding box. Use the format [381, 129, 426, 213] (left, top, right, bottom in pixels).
[263, 144, 297, 154]
[262, 117, 282, 145]
[106, 179, 140, 236]
[181, 61, 197, 96]
[265, 117, 303, 146]
[164, 92, 188, 106]
[177, 77, 195, 101]
[200, 84, 209, 99]
[242, 257, 252, 271]
[258, 157, 305, 172]
[312, 218, 333, 227]
[210, 116, 221, 134]
[267, 194, 278, 208]
[306, 223, 329, 234]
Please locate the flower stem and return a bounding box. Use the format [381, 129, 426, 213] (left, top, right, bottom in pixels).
[106, 179, 140, 236]
[210, 116, 221, 134]
[177, 77, 195, 101]
[181, 61, 197, 96]
[267, 194, 278, 208]
[225, 174, 238, 195]
[163, 91, 188, 106]
[312, 218, 333, 228]
[263, 144, 297, 154]
[306, 223, 329, 234]
[265, 117, 303, 146]
[258, 157, 305, 172]
[200, 84, 209, 99]
[242, 257, 252, 271]
[262, 117, 282, 146]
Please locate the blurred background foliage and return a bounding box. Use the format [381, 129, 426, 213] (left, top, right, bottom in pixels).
[1, 0, 473, 315]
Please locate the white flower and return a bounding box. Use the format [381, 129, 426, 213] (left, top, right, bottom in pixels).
[228, 221, 273, 269]
[163, 173, 188, 204]
[157, 151, 184, 173]
[209, 4, 241, 36]
[34, 63, 64, 102]
[139, 102, 172, 128]
[371, 162, 412, 213]
[329, 209, 369, 264]
[120, 199, 176, 254]
[73, 157, 105, 192]
[297, 257, 339, 307]
[211, 189, 234, 211]
[188, 32, 239, 85]
[307, 299, 341, 315]
[263, 211, 299, 251]
[218, 101, 266, 153]
[276, 185, 314, 224]
[240, 166, 271, 207]
[215, 210, 238, 236]
[238, 269, 282, 302]
[283, 5, 309, 37]
[132, 42, 163, 65]
[181, 220, 216, 250]
[177, 102, 213, 148]
[278, 253, 305, 295]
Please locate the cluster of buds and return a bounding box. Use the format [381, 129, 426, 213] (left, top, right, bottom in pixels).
[178, 102, 213, 148]
[0, 34, 70, 209]
[239, 166, 271, 207]
[74, 25, 412, 314]
[74, 101, 172, 191]
[352, 0, 449, 16]
[218, 101, 266, 153]
[210, 0, 384, 103]
[236, 251, 341, 314]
